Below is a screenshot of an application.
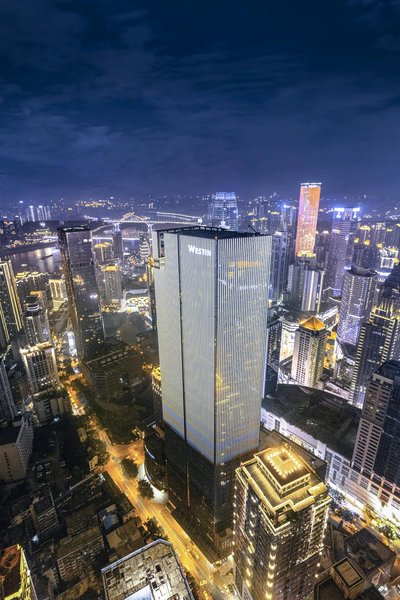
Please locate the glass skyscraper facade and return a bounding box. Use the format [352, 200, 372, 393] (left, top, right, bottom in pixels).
[324, 206, 359, 297]
[153, 226, 271, 557]
[58, 226, 105, 361]
[208, 192, 239, 231]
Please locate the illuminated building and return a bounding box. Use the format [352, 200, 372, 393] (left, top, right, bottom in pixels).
[352, 241, 380, 270]
[0, 356, 16, 422]
[147, 257, 157, 330]
[0, 414, 33, 482]
[324, 207, 359, 297]
[102, 540, 194, 600]
[352, 361, 400, 486]
[337, 265, 377, 346]
[280, 203, 297, 233]
[288, 261, 324, 312]
[291, 316, 327, 387]
[270, 231, 290, 302]
[280, 316, 300, 361]
[351, 265, 400, 408]
[152, 366, 162, 423]
[265, 308, 283, 396]
[0, 544, 37, 600]
[102, 263, 122, 306]
[48, 275, 67, 311]
[0, 260, 23, 345]
[208, 192, 239, 230]
[23, 294, 50, 345]
[33, 387, 70, 425]
[234, 430, 330, 600]
[56, 525, 104, 583]
[139, 233, 151, 262]
[15, 271, 50, 307]
[295, 182, 321, 256]
[20, 342, 59, 394]
[58, 225, 105, 361]
[93, 241, 113, 263]
[153, 226, 271, 557]
[112, 225, 123, 260]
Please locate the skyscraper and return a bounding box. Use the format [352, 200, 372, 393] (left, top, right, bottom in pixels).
[0, 260, 23, 341]
[291, 316, 327, 387]
[234, 431, 330, 600]
[269, 231, 290, 303]
[351, 265, 400, 408]
[23, 294, 51, 346]
[295, 183, 321, 256]
[208, 192, 239, 230]
[324, 207, 359, 297]
[49, 275, 67, 311]
[20, 342, 60, 394]
[58, 226, 105, 361]
[337, 265, 377, 346]
[112, 225, 123, 260]
[102, 263, 122, 306]
[0, 357, 16, 422]
[153, 226, 271, 557]
[352, 361, 400, 486]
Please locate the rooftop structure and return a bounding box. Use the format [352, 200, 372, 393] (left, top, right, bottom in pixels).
[102, 539, 194, 600]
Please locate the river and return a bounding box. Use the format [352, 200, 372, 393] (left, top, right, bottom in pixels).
[10, 245, 61, 275]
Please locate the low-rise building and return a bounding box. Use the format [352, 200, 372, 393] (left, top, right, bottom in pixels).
[56, 525, 104, 583]
[0, 544, 37, 600]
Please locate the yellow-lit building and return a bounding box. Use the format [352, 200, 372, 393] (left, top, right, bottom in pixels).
[295, 183, 321, 256]
[0, 544, 37, 599]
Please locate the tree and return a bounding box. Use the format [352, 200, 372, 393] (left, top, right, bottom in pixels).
[121, 458, 139, 478]
[138, 479, 154, 499]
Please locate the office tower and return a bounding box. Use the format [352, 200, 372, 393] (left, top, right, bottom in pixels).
[301, 267, 324, 312]
[325, 207, 359, 297]
[0, 544, 37, 600]
[337, 265, 377, 346]
[93, 241, 113, 264]
[314, 229, 330, 269]
[147, 257, 157, 330]
[36, 205, 45, 221]
[269, 231, 290, 302]
[102, 540, 194, 600]
[295, 182, 321, 256]
[351, 265, 400, 408]
[0, 357, 16, 422]
[0, 260, 23, 340]
[0, 414, 34, 482]
[352, 241, 379, 270]
[280, 203, 297, 233]
[28, 205, 36, 222]
[102, 263, 122, 306]
[234, 431, 330, 600]
[139, 234, 151, 262]
[49, 275, 67, 311]
[208, 192, 239, 230]
[23, 295, 50, 346]
[20, 342, 59, 394]
[153, 226, 271, 556]
[58, 225, 105, 361]
[291, 316, 327, 387]
[265, 308, 283, 396]
[33, 388, 70, 425]
[112, 225, 123, 260]
[15, 271, 50, 308]
[352, 361, 400, 486]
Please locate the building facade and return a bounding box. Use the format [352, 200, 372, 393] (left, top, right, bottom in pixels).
[324, 207, 359, 297]
[58, 226, 105, 361]
[337, 265, 376, 346]
[295, 183, 321, 256]
[153, 226, 271, 557]
[208, 192, 239, 230]
[20, 342, 59, 394]
[234, 431, 330, 600]
[291, 317, 327, 387]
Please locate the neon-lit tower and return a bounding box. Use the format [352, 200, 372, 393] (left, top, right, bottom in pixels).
[295, 183, 321, 256]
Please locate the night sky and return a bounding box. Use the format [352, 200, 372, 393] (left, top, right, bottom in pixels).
[1, 0, 400, 204]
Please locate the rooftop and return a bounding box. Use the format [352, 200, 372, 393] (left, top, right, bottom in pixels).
[0, 545, 24, 598]
[239, 431, 328, 519]
[102, 539, 193, 600]
[161, 225, 262, 239]
[345, 529, 395, 576]
[300, 316, 326, 332]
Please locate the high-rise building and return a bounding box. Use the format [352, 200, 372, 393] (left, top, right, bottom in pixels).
[23, 295, 51, 346]
[0, 260, 23, 341]
[265, 308, 283, 396]
[324, 207, 359, 297]
[93, 241, 113, 264]
[58, 226, 105, 361]
[337, 265, 377, 346]
[351, 265, 400, 408]
[112, 226, 123, 260]
[352, 361, 400, 486]
[102, 263, 122, 306]
[295, 183, 321, 256]
[269, 231, 290, 302]
[0, 414, 34, 482]
[291, 316, 327, 387]
[234, 430, 330, 600]
[301, 267, 325, 312]
[0, 544, 37, 600]
[208, 192, 239, 230]
[102, 540, 194, 600]
[15, 271, 50, 308]
[153, 226, 271, 556]
[20, 342, 59, 394]
[49, 275, 67, 311]
[0, 356, 16, 422]
[352, 241, 379, 270]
